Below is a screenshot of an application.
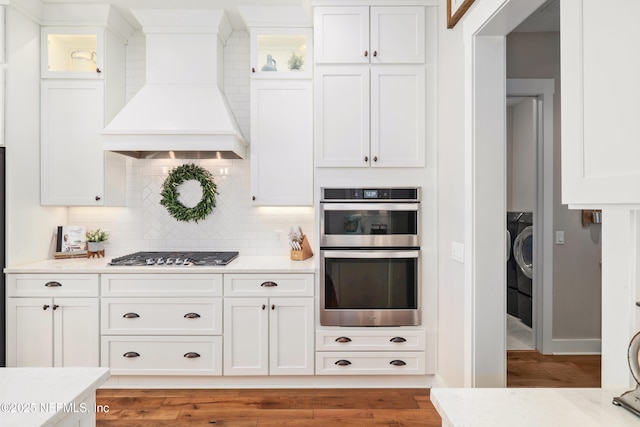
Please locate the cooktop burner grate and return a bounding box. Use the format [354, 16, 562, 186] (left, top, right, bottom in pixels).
[108, 251, 239, 266]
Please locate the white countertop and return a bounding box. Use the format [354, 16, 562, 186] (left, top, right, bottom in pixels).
[4, 255, 316, 274]
[431, 387, 640, 427]
[0, 367, 110, 427]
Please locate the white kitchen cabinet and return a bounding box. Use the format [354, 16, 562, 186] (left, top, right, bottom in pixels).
[314, 6, 425, 64]
[7, 297, 99, 368]
[561, 0, 640, 205]
[6, 274, 100, 368]
[224, 297, 314, 376]
[315, 65, 425, 167]
[40, 10, 132, 206]
[250, 27, 313, 79]
[250, 80, 313, 205]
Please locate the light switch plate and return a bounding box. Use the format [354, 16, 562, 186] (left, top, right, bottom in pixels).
[555, 231, 565, 245]
[451, 242, 464, 263]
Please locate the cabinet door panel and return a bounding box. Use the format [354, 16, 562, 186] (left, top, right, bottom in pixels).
[7, 298, 54, 367]
[54, 298, 99, 367]
[315, 67, 370, 167]
[314, 7, 369, 64]
[370, 7, 425, 64]
[251, 81, 313, 205]
[269, 298, 314, 375]
[41, 81, 105, 205]
[371, 66, 425, 167]
[223, 298, 268, 376]
[561, 0, 640, 204]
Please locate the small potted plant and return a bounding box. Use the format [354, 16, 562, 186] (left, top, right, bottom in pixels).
[86, 229, 109, 252]
[287, 51, 304, 71]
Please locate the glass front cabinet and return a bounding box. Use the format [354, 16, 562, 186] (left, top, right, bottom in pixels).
[250, 28, 313, 79]
[41, 27, 104, 78]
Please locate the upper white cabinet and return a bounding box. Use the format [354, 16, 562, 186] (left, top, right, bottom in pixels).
[40, 6, 133, 206]
[314, 6, 425, 64]
[561, 0, 640, 205]
[250, 28, 313, 79]
[41, 27, 104, 79]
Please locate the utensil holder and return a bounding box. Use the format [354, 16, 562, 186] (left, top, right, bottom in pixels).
[290, 235, 313, 261]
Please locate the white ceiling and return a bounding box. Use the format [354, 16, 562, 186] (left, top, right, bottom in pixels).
[43, 0, 311, 29]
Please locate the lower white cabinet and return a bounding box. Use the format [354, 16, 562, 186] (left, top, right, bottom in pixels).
[224, 297, 314, 376]
[315, 329, 426, 375]
[7, 297, 99, 367]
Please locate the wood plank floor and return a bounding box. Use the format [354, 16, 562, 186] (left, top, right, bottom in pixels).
[96, 351, 601, 426]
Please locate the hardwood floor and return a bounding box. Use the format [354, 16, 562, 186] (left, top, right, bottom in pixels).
[96, 388, 441, 426]
[95, 352, 601, 426]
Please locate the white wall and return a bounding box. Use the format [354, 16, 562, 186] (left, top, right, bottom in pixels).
[69, 30, 314, 256]
[507, 32, 601, 346]
[5, 7, 67, 266]
[506, 98, 536, 212]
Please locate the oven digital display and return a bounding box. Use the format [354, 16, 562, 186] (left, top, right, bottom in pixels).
[364, 189, 378, 199]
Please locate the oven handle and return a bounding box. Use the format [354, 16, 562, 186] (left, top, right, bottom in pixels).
[320, 203, 419, 212]
[321, 250, 420, 259]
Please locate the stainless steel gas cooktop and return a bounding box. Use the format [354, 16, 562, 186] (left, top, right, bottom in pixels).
[108, 251, 239, 267]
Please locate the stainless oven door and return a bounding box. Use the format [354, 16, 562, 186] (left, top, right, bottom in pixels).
[320, 249, 421, 326]
[320, 203, 420, 247]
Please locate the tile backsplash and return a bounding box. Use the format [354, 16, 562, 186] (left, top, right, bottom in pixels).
[68, 30, 315, 256]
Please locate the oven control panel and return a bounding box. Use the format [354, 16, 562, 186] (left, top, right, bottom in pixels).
[321, 187, 420, 201]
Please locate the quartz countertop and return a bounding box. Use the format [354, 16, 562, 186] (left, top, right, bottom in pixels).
[4, 255, 316, 274]
[0, 367, 110, 427]
[431, 387, 639, 427]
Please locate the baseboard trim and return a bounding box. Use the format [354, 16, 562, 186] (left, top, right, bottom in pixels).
[551, 338, 601, 355]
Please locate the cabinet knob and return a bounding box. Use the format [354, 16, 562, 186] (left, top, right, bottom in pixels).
[373, 51, 378, 57]
[373, 156, 378, 162]
[96, 67, 102, 74]
[364, 50, 368, 57]
[335, 359, 352, 366]
[364, 156, 369, 162]
[252, 196, 256, 201]
[260, 281, 278, 287]
[262, 304, 266, 310]
[390, 360, 407, 366]
[184, 312, 201, 319]
[390, 337, 407, 343]
[252, 67, 256, 73]
[335, 337, 352, 343]
[42, 304, 50, 311]
[45, 281, 62, 287]
[184, 352, 201, 359]
[95, 196, 102, 201]
[123, 352, 140, 358]
[123, 312, 140, 319]
[271, 304, 275, 310]
[52, 304, 59, 310]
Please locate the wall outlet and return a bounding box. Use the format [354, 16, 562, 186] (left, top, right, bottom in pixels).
[274, 229, 284, 241]
[555, 230, 565, 245]
[451, 242, 464, 263]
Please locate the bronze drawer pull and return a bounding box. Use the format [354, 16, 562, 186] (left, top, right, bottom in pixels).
[390, 360, 407, 366]
[390, 337, 407, 343]
[335, 337, 352, 343]
[260, 281, 278, 287]
[123, 352, 140, 358]
[123, 312, 140, 319]
[184, 352, 201, 359]
[184, 313, 201, 319]
[335, 359, 352, 366]
[45, 281, 62, 287]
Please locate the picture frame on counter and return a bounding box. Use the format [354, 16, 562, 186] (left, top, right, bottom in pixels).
[447, 0, 476, 28]
[54, 225, 87, 259]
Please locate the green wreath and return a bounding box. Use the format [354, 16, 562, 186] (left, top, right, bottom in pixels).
[160, 163, 218, 223]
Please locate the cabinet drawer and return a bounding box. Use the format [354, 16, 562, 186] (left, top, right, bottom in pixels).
[7, 274, 99, 297]
[316, 351, 425, 375]
[101, 274, 223, 297]
[224, 274, 313, 297]
[316, 330, 425, 351]
[101, 336, 222, 375]
[101, 298, 222, 335]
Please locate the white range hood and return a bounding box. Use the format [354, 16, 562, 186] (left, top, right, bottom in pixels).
[102, 9, 247, 159]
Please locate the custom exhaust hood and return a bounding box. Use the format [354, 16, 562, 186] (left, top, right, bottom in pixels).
[102, 9, 247, 159]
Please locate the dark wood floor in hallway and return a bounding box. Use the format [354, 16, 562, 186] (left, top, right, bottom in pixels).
[95, 351, 601, 426]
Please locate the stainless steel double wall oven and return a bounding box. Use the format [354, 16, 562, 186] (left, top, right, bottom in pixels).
[320, 187, 421, 327]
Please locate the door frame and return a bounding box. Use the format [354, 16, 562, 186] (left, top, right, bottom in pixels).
[462, 0, 548, 387]
[507, 79, 555, 355]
